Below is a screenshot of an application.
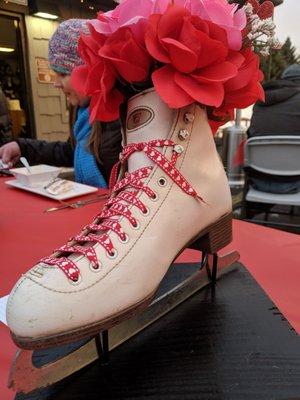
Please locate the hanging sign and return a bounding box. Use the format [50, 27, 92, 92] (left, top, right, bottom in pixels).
[36, 58, 56, 84]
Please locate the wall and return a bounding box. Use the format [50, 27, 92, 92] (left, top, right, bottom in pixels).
[24, 0, 112, 142]
[25, 16, 69, 141]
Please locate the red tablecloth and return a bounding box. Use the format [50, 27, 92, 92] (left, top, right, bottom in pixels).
[1, 178, 108, 297]
[1, 177, 108, 399]
[1, 176, 300, 399]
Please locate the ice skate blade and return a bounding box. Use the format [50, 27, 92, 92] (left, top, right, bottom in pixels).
[8, 251, 239, 394]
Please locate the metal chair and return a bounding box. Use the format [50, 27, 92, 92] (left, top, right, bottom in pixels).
[240, 136, 300, 231]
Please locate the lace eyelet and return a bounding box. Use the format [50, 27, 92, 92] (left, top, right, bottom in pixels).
[131, 220, 141, 230]
[178, 129, 190, 141]
[68, 274, 82, 285]
[157, 177, 167, 187]
[118, 234, 129, 244]
[149, 191, 159, 202]
[183, 112, 194, 124]
[106, 249, 118, 259]
[140, 206, 150, 216]
[174, 144, 184, 154]
[89, 263, 101, 273]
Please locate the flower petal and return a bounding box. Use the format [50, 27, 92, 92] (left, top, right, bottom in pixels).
[195, 30, 227, 68]
[99, 27, 151, 82]
[89, 89, 123, 122]
[161, 37, 198, 73]
[225, 50, 259, 92]
[157, 5, 188, 40]
[145, 14, 170, 63]
[152, 65, 194, 108]
[192, 61, 237, 83]
[71, 65, 89, 95]
[102, 56, 148, 82]
[221, 25, 242, 51]
[227, 50, 245, 69]
[117, 0, 153, 25]
[175, 72, 224, 107]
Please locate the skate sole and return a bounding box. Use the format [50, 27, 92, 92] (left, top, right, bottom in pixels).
[11, 212, 232, 350]
[11, 291, 156, 350]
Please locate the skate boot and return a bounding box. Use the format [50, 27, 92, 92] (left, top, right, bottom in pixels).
[7, 88, 232, 349]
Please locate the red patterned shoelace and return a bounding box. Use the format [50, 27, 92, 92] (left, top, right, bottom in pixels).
[41, 139, 202, 282]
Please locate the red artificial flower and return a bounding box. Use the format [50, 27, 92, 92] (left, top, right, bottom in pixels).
[207, 108, 235, 134]
[72, 25, 152, 122]
[145, 5, 239, 109]
[72, 28, 124, 122]
[224, 48, 264, 109]
[99, 27, 152, 83]
[208, 48, 264, 133]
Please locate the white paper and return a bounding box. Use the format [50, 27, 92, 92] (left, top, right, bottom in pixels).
[0, 295, 9, 326]
[0, 159, 9, 169]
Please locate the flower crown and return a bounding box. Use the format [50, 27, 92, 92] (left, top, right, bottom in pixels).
[72, 0, 279, 133]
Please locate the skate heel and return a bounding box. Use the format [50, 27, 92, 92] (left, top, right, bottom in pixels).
[189, 213, 232, 254]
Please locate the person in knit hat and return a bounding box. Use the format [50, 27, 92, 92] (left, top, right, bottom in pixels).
[0, 19, 121, 187]
[48, 19, 91, 110]
[48, 19, 89, 76]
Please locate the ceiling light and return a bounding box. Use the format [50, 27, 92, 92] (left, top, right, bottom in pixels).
[0, 47, 15, 53]
[33, 12, 58, 20]
[29, 0, 60, 20]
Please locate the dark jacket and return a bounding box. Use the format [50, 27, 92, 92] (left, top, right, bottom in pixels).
[247, 79, 300, 194]
[248, 79, 300, 137]
[0, 87, 13, 146]
[16, 119, 122, 182]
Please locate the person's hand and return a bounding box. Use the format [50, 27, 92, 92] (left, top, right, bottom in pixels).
[0, 142, 21, 167]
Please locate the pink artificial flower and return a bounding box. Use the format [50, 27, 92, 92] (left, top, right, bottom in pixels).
[89, 0, 245, 50]
[90, 0, 154, 43]
[196, 0, 246, 50]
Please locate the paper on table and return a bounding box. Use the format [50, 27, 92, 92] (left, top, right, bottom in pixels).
[0, 295, 9, 326]
[0, 159, 9, 169]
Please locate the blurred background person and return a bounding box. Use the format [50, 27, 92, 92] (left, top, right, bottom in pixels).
[247, 64, 300, 194]
[248, 64, 300, 138]
[0, 84, 12, 147]
[0, 19, 121, 187]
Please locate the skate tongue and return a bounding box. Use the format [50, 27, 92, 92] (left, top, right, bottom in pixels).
[68, 92, 176, 254]
[126, 92, 175, 173]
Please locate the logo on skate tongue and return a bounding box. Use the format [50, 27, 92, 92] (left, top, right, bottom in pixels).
[127, 107, 154, 132]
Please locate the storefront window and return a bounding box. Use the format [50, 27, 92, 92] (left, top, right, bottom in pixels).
[0, 13, 31, 140]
